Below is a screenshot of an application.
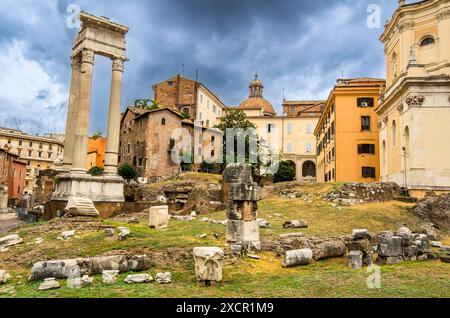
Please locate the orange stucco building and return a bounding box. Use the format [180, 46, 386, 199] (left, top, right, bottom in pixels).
[315, 78, 385, 183]
[86, 137, 106, 170]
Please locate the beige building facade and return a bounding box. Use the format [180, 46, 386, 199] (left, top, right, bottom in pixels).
[377, 0, 450, 198]
[237, 76, 323, 181]
[0, 127, 64, 193]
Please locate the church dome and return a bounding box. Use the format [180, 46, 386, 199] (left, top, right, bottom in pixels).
[239, 74, 275, 116]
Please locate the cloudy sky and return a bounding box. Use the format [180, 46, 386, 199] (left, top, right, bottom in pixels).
[0, 0, 401, 135]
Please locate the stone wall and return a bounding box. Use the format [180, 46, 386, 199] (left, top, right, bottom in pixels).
[325, 182, 401, 205]
[412, 193, 450, 232]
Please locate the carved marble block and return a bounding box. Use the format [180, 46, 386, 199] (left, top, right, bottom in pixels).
[148, 205, 169, 229]
[193, 247, 224, 284]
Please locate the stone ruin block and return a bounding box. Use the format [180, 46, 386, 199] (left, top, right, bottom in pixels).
[65, 197, 99, 217]
[223, 164, 262, 250]
[148, 205, 169, 229]
[348, 250, 363, 269]
[376, 227, 430, 265]
[193, 247, 224, 285]
[282, 249, 313, 267]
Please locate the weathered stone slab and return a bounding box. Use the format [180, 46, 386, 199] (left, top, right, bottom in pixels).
[283, 220, 308, 229]
[279, 233, 305, 240]
[226, 220, 260, 250]
[38, 278, 60, 291]
[102, 270, 119, 284]
[61, 230, 75, 240]
[352, 229, 372, 240]
[148, 205, 169, 229]
[118, 227, 130, 241]
[65, 197, 99, 217]
[124, 274, 153, 284]
[155, 272, 172, 284]
[193, 247, 224, 283]
[282, 249, 312, 267]
[348, 250, 363, 269]
[0, 270, 10, 284]
[0, 234, 23, 249]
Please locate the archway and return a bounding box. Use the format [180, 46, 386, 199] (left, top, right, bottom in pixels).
[302, 160, 316, 178]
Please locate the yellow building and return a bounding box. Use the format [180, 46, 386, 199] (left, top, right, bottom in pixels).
[236, 75, 324, 181]
[0, 127, 64, 193]
[314, 78, 385, 183]
[377, 0, 450, 198]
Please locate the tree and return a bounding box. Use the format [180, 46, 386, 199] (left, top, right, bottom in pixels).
[215, 109, 263, 174]
[91, 131, 103, 140]
[274, 161, 296, 183]
[134, 99, 160, 111]
[118, 163, 137, 180]
[87, 166, 104, 176]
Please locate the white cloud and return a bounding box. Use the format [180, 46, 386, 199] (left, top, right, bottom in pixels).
[0, 40, 68, 133]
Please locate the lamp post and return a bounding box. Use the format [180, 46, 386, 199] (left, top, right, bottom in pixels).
[402, 146, 407, 195]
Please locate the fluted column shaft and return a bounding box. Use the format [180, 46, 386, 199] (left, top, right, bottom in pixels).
[104, 57, 125, 175]
[71, 49, 95, 174]
[62, 56, 81, 171]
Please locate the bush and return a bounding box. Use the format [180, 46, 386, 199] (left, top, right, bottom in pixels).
[274, 161, 296, 183]
[88, 166, 104, 176]
[118, 163, 137, 180]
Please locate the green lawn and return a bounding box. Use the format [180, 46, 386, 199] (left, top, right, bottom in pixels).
[1, 182, 449, 298]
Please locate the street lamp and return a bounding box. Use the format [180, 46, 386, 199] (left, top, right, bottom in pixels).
[402, 146, 407, 195]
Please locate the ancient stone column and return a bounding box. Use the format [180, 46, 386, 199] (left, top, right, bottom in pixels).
[104, 58, 125, 175]
[71, 49, 95, 174]
[62, 56, 81, 172]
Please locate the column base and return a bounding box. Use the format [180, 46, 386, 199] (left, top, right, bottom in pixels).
[52, 173, 125, 203]
[226, 220, 261, 250]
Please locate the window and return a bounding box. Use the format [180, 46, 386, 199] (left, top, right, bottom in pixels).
[362, 167, 376, 178]
[357, 144, 375, 155]
[211, 136, 215, 147]
[139, 158, 143, 166]
[49, 144, 52, 151]
[167, 81, 174, 86]
[38, 152, 42, 158]
[211, 150, 215, 157]
[290, 106, 296, 113]
[392, 120, 397, 146]
[18, 149, 22, 156]
[29, 142, 33, 147]
[213, 105, 216, 114]
[382, 140, 386, 163]
[357, 98, 374, 107]
[206, 120, 210, 128]
[161, 118, 166, 125]
[19, 140, 22, 146]
[361, 116, 371, 131]
[420, 37, 435, 46]
[39, 143, 43, 149]
[306, 143, 312, 153]
[287, 123, 293, 134]
[127, 144, 131, 154]
[7, 139, 11, 144]
[306, 124, 312, 134]
[169, 139, 176, 152]
[287, 143, 293, 153]
[48, 152, 52, 158]
[28, 150, 32, 157]
[267, 124, 275, 133]
[200, 94, 203, 104]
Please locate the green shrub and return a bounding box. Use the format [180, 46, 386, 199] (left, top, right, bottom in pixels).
[118, 163, 137, 180]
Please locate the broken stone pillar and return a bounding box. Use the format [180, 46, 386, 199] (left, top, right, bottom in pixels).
[282, 249, 313, 267]
[65, 197, 99, 217]
[193, 247, 224, 285]
[223, 163, 262, 250]
[0, 186, 8, 213]
[348, 250, 363, 269]
[148, 205, 169, 229]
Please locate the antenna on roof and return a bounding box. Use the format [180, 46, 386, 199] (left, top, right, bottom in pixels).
[195, 69, 199, 82]
[181, 64, 185, 76]
[341, 70, 344, 78]
[283, 88, 285, 101]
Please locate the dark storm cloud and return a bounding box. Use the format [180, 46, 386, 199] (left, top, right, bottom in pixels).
[0, 0, 398, 134]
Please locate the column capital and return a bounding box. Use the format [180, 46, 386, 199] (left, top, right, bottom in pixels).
[112, 57, 126, 72]
[70, 55, 81, 69]
[81, 49, 95, 65]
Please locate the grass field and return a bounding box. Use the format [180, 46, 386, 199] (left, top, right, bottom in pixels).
[1, 182, 449, 298]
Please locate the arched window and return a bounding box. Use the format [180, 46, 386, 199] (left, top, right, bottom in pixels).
[420, 37, 435, 47]
[161, 118, 166, 125]
[392, 120, 397, 146]
[404, 126, 410, 157]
